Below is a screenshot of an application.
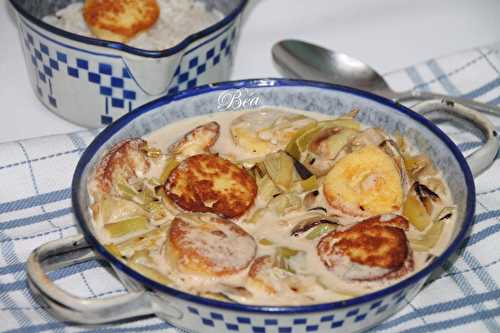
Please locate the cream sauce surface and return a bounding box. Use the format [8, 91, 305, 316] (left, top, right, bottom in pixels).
[90, 107, 456, 305]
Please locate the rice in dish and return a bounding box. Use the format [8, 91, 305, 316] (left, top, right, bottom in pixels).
[88, 108, 456, 305]
[43, 0, 222, 50]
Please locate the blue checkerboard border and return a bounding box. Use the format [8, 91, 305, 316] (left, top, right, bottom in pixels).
[167, 28, 237, 95]
[22, 29, 137, 125]
[20, 20, 238, 125]
[183, 288, 409, 332]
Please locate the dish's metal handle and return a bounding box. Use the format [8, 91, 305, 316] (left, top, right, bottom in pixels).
[26, 234, 155, 324]
[412, 99, 499, 176]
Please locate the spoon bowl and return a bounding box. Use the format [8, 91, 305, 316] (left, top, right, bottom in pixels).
[272, 39, 391, 94]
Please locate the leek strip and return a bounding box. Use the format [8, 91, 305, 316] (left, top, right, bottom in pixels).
[246, 208, 266, 224]
[293, 175, 318, 193]
[105, 244, 122, 258]
[403, 193, 432, 231]
[285, 122, 318, 159]
[116, 224, 168, 254]
[306, 224, 336, 240]
[317, 118, 361, 131]
[104, 216, 149, 238]
[129, 249, 150, 263]
[259, 238, 274, 246]
[267, 195, 289, 215]
[144, 201, 168, 220]
[263, 152, 295, 190]
[117, 181, 138, 200]
[129, 262, 173, 285]
[297, 127, 322, 152]
[159, 158, 180, 183]
[277, 247, 299, 258]
[256, 175, 281, 203]
[410, 221, 445, 251]
[201, 292, 234, 302]
[274, 247, 301, 274]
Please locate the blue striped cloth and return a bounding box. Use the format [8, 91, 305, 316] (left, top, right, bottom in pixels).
[1, 43, 500, 332]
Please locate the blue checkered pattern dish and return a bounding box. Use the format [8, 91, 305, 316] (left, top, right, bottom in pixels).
[9, 0, 247, 128]
[66, 79, 476, 333]
[180, 287, 410, 333]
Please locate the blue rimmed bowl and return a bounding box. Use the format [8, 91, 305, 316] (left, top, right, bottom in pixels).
[9, 0, 247, 128]
[27, 79, 477, 333]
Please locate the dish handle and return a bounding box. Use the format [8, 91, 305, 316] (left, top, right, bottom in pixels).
[26, 234, 155, 324]
[412, 99, 499, 177]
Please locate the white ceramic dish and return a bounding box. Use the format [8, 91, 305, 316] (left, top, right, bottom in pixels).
[27, 79, 498, 332]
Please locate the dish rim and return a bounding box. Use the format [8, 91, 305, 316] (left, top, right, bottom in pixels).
[8, 0, 248, 59]
[72, 78, 476, 314]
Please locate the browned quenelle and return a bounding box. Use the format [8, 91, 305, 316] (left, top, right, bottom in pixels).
[90, 138, 150, 198]
[323, 145, 404, 217]
[168, 122, 220, 156]
[317, 215, 414, 281]
[247, 256, 276, 294]
[165, 154, 257, 218]
[83, 0, 160, 43]
[166, 214, 257, 276]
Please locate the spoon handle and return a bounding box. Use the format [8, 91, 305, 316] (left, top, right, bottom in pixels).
[394, 90, 500, 117]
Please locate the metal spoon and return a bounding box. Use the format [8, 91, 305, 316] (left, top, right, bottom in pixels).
[272, 39, 500, 116]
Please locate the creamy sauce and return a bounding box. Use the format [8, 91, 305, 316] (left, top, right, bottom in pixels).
[89, 107, 456, 305]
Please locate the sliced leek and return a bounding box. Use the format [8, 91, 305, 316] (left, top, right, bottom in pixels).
[268, 194, 289, 215]
[409, 220, 445, 251]
[97, 196, 146, 225]
[116, 224, 169, 255]
[275, 247, 301, 274]
[259, 238, 274, 246]
[403, 193, 432, 232]
[426, 177, 447, 196]
[116, 180, 138, 200]
[129, 249, 150, 263]
[256, 175, 281, 204]
[159, 158, 180, 183]
[317, 118, 361, 131]
[306, 224, 336, 240]
[129, 262, 173, 285]
[292, 175, 318, 193]
[144, 201, 169, 220]
[246, 208, 266, 224]
[262, 151, 295, 190]
[321, 128, 358, 158]
[403, 154, 437, 178]
[137, 187, 156, 205]
[284, 193, 302, 214]
[105, 244, 122, 258]
[147, 178, 162, 187]
[296, 126, 322, 153]
[104, 216, 149, 238]
[292, 118, 361, 158]
[285, 122, 318, 159]
[201, 292, 234, 302]
[277, 246, 300, 258]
